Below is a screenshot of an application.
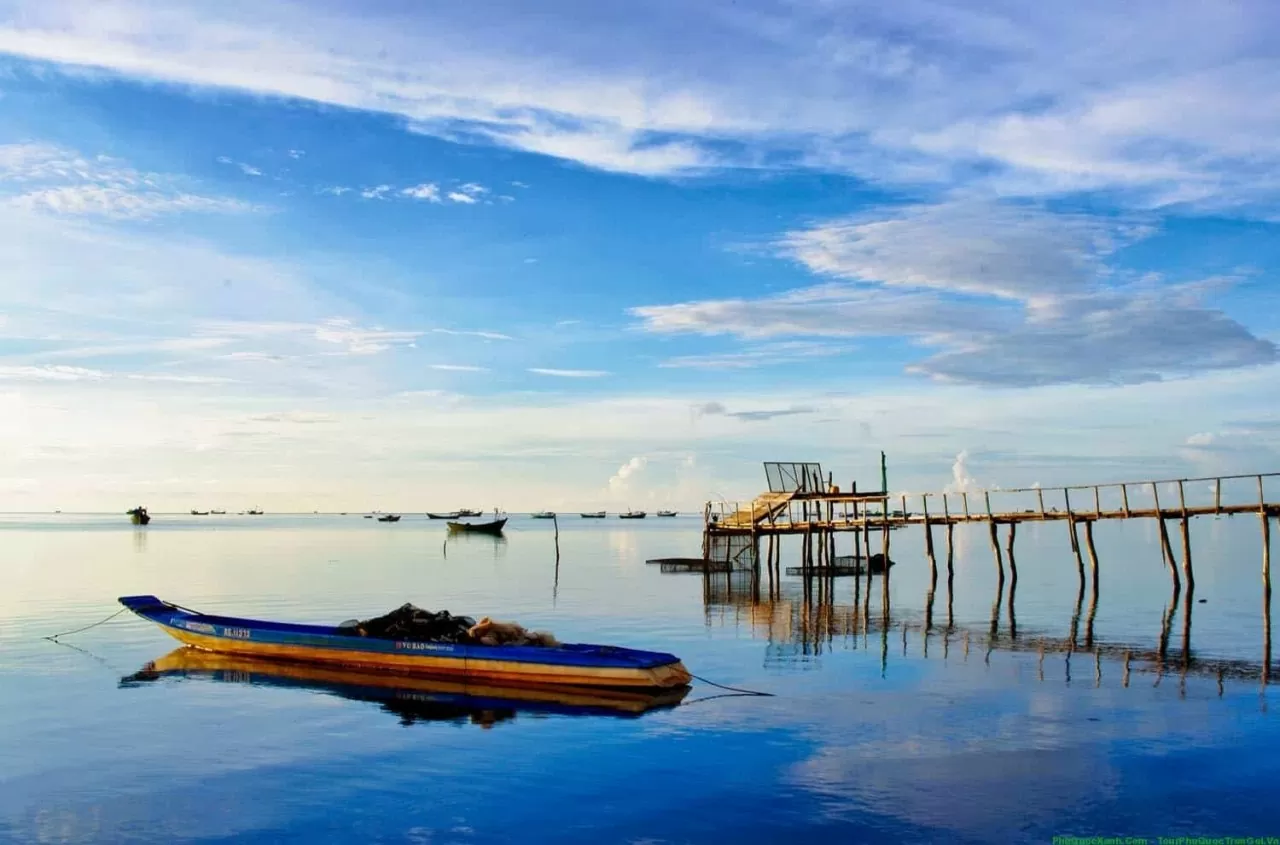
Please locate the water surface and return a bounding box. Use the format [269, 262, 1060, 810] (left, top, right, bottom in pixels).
[2, 513, 1278, 844]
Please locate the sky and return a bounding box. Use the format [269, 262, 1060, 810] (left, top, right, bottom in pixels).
[1, 0, 1279, 512]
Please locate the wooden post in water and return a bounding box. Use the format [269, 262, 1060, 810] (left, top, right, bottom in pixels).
[1083, 519, 1100, 590]
[1005, 522, 1018, 587]
[1037, 487, 1045, 516]
[1262, 475, 1272, 686]
[1121, 483, 1130, 517]
[923, 495, 937, 579]
[1093, 486, 1101, 518]
[988, 520, 1004, 585]
[1180, 517, 1195, 592]
[1152, 483, 1181, 590]
[946, 522, 955, 628]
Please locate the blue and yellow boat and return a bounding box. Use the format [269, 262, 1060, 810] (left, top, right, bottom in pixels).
[118, 596, 692, 689]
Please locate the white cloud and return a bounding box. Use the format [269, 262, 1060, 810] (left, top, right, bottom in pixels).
[360, 185, 392, 200]
[660, 341, 852, 370]
[0, 365, 108, 381]
[431, 328, 513, 341]
[2, 143, 252, 220]
[216, 156, 262, 177]
[312, 318, 421, 354]
[608, 456, 648, 493]
[287, 149, 304, 159]
[318, 186, 351, 196]
[945, 450, 979, 493]
[634, 202, 1277, 386]
[446, 191, 477, 204]
[430, 364, 488, 372]
[401, 183, 441, 202]
[528, 368, 609, 378]
[0, 0, 1276, 204]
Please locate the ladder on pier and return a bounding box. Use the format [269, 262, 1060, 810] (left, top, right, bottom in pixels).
[716, 491, 795, 529]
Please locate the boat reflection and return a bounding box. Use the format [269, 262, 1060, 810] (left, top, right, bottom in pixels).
[120, 648, 689, 726]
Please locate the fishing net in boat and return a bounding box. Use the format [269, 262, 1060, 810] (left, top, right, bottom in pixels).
[338, 603, 476, 643]
[337, 604, 560, 647]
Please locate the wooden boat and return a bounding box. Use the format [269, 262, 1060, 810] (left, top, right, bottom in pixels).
[377, 514, 401, 522]
[447, 518, 507, 535]
[426, 512, 460, 520]
[117, 596, 691, 689]
[531, 511, 556, 519]
[210, 510, 226, 515]
[656, 510, 678, 517]
[190, 510, 209, 516]
[618, 511, 647, 519]
[122, 648, 690, 720]
[127, 507, 150, 525]
[456, 508, 483, 517]
[580, 511, 606, 518]
[247, 509, 263, 515]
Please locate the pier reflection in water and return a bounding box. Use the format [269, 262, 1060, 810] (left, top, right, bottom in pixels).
[694, 553, 1274, 691]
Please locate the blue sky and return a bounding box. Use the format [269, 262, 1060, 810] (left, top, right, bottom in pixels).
[1, 0, 1279, 511]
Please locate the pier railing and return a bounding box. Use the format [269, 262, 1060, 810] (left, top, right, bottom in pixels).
[706, 471, 1280, 533]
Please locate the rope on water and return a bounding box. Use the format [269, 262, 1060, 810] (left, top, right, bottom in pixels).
[687, 672, 774, 697]
[43, 607, 129, 641]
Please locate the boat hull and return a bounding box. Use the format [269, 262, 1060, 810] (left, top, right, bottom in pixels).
[118, 596, 690, 689]
[447, 518, 506, 534]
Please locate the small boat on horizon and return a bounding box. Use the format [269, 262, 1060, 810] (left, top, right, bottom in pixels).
[377, 514, 402, 522]
[456, 508, 483, 518]
[247, 509, 263, 515]
[447, 518, 507, 535]
[531, 511, 556, 519]
[656, 510, 678, 517]
[127, 506, 150, 525]
[210, 509, 226, 515]
[580, 511, 607, 518]
[190, 510, 209, 516]
[427, 511, 461, 519]
[117, 595, 691, 689]
[618, 511, 647, 519]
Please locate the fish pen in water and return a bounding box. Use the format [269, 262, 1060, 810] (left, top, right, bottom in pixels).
[698, 460, 1280, 684]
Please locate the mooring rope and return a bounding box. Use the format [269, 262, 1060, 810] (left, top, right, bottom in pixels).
[687, 672, 774, 697]
[43, 607, 129, 641]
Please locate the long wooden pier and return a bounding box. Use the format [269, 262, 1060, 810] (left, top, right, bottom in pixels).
[696, 462, 1278, 683]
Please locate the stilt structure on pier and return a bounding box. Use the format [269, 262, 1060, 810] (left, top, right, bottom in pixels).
[696, 458, 1279, 684]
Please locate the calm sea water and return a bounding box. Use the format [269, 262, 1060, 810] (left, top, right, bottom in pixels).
[2, 513, 1278, 844]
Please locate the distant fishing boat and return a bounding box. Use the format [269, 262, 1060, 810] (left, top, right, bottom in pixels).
[210, 510, 226, 515]
[190, 510, 209, 516]
[456, 509, 483, 518]
[247, 509, 263, 515]
[656, 510, 678, 517]
[531, 511, 556, 519]
[426, 512, 461, 520]
[447, 518, 507, 535]
[363, 515, 374, 519]
[117, 596, 691, 689]
[127, 507, 150, 525]
[580, 511, 606, 518]
[618, 511, 647, 519]
[377, 514, 401, 523]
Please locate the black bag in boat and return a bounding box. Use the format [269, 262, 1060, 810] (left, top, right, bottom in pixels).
[338, 603, 477, 643]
